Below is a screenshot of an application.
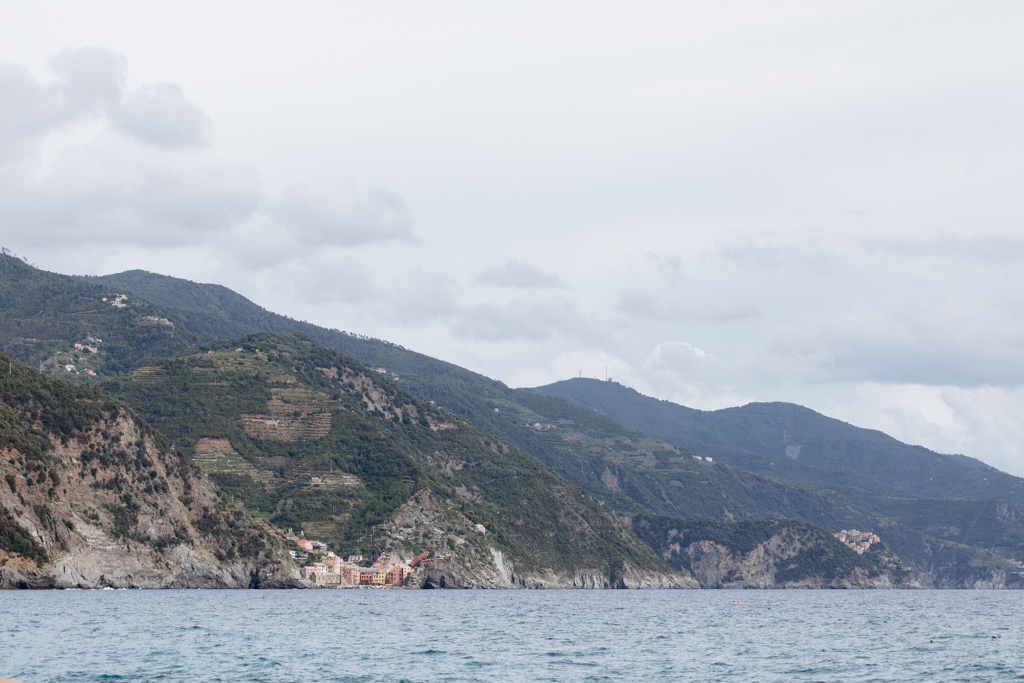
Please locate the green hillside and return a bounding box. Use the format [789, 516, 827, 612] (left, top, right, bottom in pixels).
[86, 267, 1024, 585]
[99, 332, 672, 579]
[2, 260, 1019, 586]
[0, 255, 197, 378]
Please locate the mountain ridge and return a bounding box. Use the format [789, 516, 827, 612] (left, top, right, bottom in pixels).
[4, 255, 1023, 587]
[533, 378, 1022, 510]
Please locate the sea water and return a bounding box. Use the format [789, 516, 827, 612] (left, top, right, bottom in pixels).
[1, 590, 1022, 681]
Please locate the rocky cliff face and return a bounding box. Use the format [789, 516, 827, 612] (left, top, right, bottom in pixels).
[633, 516, 921, 589]
[414, 556, 695, 590]
[682, 535, 903, 589]
[383, 488, 695, 589]
[0, 355, 302, 588]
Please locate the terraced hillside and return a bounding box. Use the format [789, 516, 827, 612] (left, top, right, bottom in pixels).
[101, 332, 687, 587]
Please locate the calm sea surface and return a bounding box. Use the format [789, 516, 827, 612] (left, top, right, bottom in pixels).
[2, 589, 1022, 682]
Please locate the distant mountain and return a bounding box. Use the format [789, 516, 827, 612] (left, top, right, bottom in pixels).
[533, 378, 1024, 514]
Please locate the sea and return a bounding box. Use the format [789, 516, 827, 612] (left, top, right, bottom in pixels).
[1, 590, 1022, 682]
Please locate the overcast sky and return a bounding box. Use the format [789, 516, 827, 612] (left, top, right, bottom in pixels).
[3, 2, 1024, 474]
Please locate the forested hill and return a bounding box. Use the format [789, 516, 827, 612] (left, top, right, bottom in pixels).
[98, 332, 683, 587]
[91, 269, 627, 473]
[532, 378, 1024, 514]
[0, 254, 199, 377]
[6, 259, 1024, 586]
[78, 266, 1024, 586]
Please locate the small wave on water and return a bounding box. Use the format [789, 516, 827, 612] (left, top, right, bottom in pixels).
[1, 590, 1023, 681]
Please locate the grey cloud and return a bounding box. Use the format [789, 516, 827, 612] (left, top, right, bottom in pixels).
[4, 150, 262, 247]
[643, 252, 683, 279]
[284, 255, 381, 305]
[716, 239, 837, 276]
[49, 47, 124, 113]
[0, 50, 422, 257]
[862, 233, 1024, 264]
[1, 48, 209, 160]
[617, 288, 760, 323]
[0, 48, 254, 249]
[476, 260, 560, 289]
[375, 275, 585, 343]
[718, 231, 1024, 274]
[804, 334, 1024, 387]
[274, 181, 415, 248]
[767, 304, 1024, 388]
[111, 82, 210, 149]
[384, 273, 462, 324]
[450, 298, 576, 342]
[0, 48, 121, 163]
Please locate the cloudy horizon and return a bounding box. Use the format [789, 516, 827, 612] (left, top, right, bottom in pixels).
[3, 2, 1024, 474]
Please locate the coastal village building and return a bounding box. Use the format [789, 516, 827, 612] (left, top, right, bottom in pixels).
[833, 529, 881, 554]
[297, 541, 426, 588]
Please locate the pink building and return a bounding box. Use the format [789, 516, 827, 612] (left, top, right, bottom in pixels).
[387, 565, 410, 586]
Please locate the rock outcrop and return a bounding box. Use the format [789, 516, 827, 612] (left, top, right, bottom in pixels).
[386, 488, 696, 589]
[633, 515, 921, 589]
[409, 551, 695, 590]
[0, 356, 303, 589]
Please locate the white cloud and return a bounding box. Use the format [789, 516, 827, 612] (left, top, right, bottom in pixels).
[5, 4, 1024, 474]
[617, 288, 760, 323]
[477, 261, 560, 289]
[824, 383, 1024, 477]
[111, 82, 210, 149]
[273, 180, 415, 249]
[0, 48, 415, 260]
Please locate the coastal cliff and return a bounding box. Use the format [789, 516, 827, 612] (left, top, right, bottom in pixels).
[415, 557, 695, 589]
[633, 516, 920, 589]
[0, 354, 302, 589]
[381, 488, 695, 589]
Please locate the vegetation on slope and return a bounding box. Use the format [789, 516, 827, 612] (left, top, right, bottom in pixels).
[0, 353, 281, 577]
[101, 332, 670, 577]
[0, 254, 196, 379]
[84, 267, 1024, 585]
[0, 505, 47, 565]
